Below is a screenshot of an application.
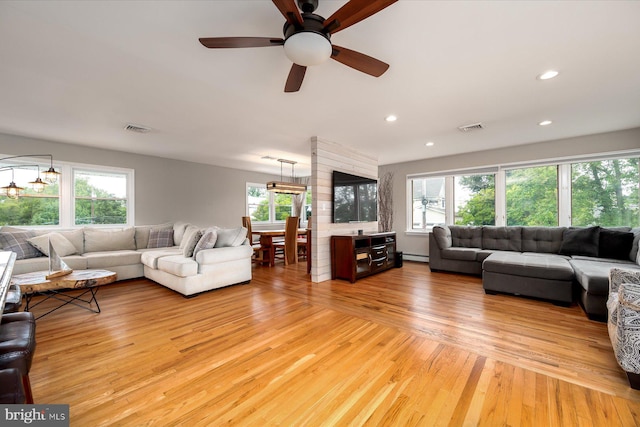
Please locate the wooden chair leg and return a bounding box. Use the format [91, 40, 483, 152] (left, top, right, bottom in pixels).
[23, 375, 33, 404]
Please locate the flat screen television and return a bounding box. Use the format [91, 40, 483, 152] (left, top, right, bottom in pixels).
[332, 171, 378, 223]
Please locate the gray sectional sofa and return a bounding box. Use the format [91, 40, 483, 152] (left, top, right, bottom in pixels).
[429, 225, 640, 321]
[0, 222, 253, 297]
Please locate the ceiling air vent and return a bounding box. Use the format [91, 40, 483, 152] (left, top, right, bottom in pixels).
[458, 122, 484, 132]
[124, 123, 151, 133]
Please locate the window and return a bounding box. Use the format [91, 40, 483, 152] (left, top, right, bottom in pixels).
[571, 158, 639, 226]
[0, 154, 134, 228]
[247, 182, 311, 224]
[0, 163, 60, 226]
[411, 177, 445, 229]
[74, 170, 128, 225]
[407, 153, 640, 231]
[505, 166, 558, 226]
[454, 174, 495, 225]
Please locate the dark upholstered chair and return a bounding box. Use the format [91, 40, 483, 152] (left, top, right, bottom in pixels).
[0, 311, 37, 403]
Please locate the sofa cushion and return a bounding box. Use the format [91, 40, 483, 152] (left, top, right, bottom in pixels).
[84, 227, 136, 252]
[195, 243, 253, 264]
[147, 229, 174, 249]
[27, 232, 77, 257]
[483, 252, 574, 281]
[476, 249, 496, 262]
[432, 226, 452, 249]
[135, 223, 172, 249]
[599, 229, 634, 260]
[441, 247, 479, 261]
[141, 249, 182, 269]
[571, 259, 640, 296]
[157, 255, 198, 277]
[215, 227, 248, 248]
[482, 226, 522, 251]
[629, 227, 640, 262]
[521, 227, 565, 253]
[449, 226, 482, 248]
[193, 229, 218, 259]
[82, 250, 141, 269]
[0, 231, 44, 260]
[559, 226, 600, 257]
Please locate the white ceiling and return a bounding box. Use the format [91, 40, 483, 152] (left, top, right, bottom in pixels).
[1, 1, 640, 176]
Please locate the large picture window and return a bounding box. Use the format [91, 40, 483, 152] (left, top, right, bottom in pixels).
[74, 170, 128, 225]
[505, 166, 558, 226]
[407, 154, 639, 230]
[571, 158, 639, 227]
[0, 155, 133, 228]
[454, 174, 495, 226]
[0, 164, 60, 226]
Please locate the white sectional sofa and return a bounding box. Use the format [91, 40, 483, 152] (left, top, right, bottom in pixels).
[0, 222, 253, 296]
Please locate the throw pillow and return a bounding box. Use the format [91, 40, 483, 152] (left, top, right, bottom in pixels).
[179, 225, 200, 249]
[432, 225, 452, 249]
[215, 227, 247, 248]
[599, 229, 634, 260]
[559, 226, 600, 257]
[27, 232, 77, 257]
[0, 231, 44, 260]
[193, 229, 218, 259]
[135, 223, 172, 249]
[182, 229, 203, 258]
[147, 229, 175, 249]
[84, 227, 136, 252]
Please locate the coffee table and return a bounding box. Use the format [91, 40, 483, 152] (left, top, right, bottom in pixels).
[11, 269, 117, 319]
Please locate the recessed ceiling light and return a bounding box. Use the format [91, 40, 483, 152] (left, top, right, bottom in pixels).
[538, 120, 553, 126]
[385, 115, 397, 122]
[425, 142, 435, 147]
[537, 70, 559, 80]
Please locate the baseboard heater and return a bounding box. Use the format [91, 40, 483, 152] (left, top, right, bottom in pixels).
[403, 254, 429, 263]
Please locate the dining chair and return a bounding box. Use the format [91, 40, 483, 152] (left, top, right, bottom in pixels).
[273, 216, 301, 265]
[242, 216, 270, 265]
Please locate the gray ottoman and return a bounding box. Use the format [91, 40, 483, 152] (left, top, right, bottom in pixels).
[482, 252, 575, 305]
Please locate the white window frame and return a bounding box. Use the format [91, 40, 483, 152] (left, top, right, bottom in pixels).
[0, 155, 134, 229]
[406, 149, 640, 233]
[72, 165, 134, 227]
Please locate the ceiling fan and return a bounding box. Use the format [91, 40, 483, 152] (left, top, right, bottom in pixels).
[199, 0, 397, 92]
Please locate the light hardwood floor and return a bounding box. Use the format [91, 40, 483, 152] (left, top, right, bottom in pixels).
[28, 261, 639, 426]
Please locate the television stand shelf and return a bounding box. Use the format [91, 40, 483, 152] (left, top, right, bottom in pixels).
[331, 232, 396, 283]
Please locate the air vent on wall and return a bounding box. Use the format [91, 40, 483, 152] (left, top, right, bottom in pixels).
[124, 123, 151, 133]
[457, 122, 484, 132]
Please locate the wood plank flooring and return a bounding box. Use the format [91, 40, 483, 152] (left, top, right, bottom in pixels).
[27, 261, 640, 426]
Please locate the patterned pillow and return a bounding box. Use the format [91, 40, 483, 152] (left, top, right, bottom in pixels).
[193, 229, 218, 259]
[0, 231, 44, 260]
[147, 229, 174, 249]
[182, 229, 203, 258]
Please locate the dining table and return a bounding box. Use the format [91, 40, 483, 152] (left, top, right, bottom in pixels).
[253, 229, 310, 268]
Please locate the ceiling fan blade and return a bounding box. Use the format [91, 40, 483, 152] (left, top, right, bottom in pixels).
[199, 37, 284, 48]
[284, 64, 307, 93]
[331, 45, 389, 77]
[272, 0, 304, 28]
[324, 0, 397, 34]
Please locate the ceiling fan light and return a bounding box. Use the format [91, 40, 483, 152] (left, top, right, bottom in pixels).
[284, 32, 332, 66]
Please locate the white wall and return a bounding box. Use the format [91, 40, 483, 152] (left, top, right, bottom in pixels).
[310, 137, 378, 283]
[0, 132, 280, 228]
[379, 127, 640, 261]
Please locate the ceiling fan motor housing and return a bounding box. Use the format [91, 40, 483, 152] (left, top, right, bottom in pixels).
[283, 13, 332, 66]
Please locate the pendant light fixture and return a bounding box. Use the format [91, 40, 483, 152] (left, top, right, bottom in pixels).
[266, 159, 307, 195]
[0, 154, 61, 198]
